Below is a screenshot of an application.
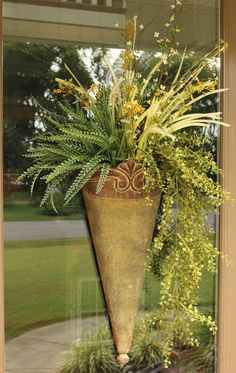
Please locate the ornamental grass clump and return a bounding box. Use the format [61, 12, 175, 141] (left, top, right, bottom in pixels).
[58, 319, 214, 372]
[58, 324, 164, 373]
[58, 328, 120, 373]
[19, 2, 230, 367]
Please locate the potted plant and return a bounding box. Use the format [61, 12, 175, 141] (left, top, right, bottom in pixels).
[19, 13, 229, 368]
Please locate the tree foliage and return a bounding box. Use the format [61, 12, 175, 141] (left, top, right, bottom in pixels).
[3, 42, 93, 173]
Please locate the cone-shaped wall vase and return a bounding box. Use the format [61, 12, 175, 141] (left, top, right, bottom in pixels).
[82, 160, 161, 367]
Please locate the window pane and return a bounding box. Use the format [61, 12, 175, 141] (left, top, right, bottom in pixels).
[3, 1, 220, 372]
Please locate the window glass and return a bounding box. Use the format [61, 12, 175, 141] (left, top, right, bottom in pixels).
[3, 1, 220, 372]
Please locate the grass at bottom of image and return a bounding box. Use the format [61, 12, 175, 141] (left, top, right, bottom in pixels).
[4, 237, 215, 340]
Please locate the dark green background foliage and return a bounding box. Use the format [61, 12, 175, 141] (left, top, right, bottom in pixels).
[3, 42, 96, 173]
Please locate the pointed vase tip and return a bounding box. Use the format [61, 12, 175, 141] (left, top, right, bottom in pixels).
[117, 353, 129, 367]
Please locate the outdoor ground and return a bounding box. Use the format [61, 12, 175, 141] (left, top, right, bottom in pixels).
[4, 192, 84, 221]
[4, 237, 215, 340]
[4, 201, 83, 221]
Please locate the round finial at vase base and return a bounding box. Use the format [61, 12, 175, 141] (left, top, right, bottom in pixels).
[117, 353, 129, 367]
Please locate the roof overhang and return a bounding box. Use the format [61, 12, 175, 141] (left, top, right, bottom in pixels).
[3, 0, 219, 51]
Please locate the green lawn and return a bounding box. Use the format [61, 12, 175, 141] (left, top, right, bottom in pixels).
[4, 201, 83, 221]
[4, 238, 215, 339]
[4, 191, 84, 221]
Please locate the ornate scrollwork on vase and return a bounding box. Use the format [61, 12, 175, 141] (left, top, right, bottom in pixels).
[83, 160, 158, 199]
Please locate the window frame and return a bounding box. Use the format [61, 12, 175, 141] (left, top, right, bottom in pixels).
[0, 1, 236, 372]
[0, 1, 5, 371]
[218, 0, 236, 371]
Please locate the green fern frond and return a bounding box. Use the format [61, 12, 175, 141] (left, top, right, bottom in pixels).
[17, 164, 42, 181]
[33, 145, 74, 159]
[25, 150, 49, 159]
[64, 156, 108, 204]
[59, 142, 88, 157]
[92, 97, 114, 135]
[89, 119, 110, 137]
[46, 157, 85, 183]
[45, 115, 64, 129]
[96, 163, 111, 194]
[18, 164, 54, 184]
[30, 170, 43, 195]
[40, 172, 68, 207]
[20, 94, 122, 206]
[40, 182, 57, 207]
[59, 128, 110, 148]
[32, 144, 66, 155]
[58, 102, 88, 127]
[50, 191, 58, 215]
[47, 133, 98, 149]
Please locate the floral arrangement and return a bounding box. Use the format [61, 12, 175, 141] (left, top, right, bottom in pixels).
[19, 2, 230, 367]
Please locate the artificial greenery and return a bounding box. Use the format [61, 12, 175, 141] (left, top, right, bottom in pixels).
[143, 132, 228, 364]
[58, 328, 120, 373]
[43, 193, 84, 216]
[58, 317, 215, 373]
[58, 323, 164, 373]
[19, 3, 230, 368]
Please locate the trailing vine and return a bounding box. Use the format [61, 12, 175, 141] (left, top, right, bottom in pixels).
[143, 132, 230, 365]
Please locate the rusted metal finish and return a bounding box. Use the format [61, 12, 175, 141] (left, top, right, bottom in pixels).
[82, 160, 161, 364]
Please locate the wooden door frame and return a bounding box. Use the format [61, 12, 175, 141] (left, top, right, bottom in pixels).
[218, 0, 236, 371]
[0, 0, 236, 372]
[0, 0, 5, 371]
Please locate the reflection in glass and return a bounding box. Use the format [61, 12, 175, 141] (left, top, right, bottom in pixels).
[3, 1, 220, 372]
